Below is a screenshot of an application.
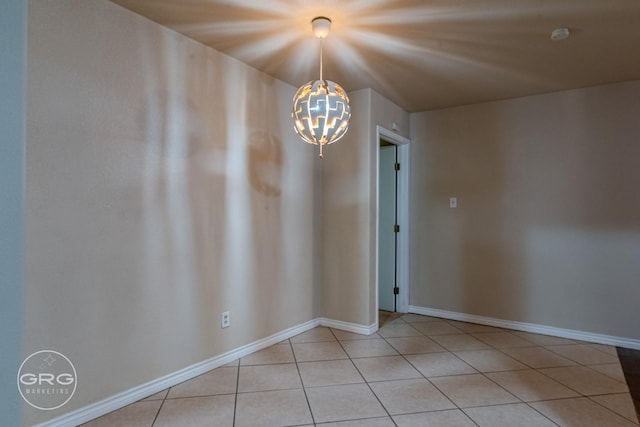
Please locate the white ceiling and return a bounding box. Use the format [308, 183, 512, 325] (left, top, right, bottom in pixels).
[110, 0, 640, 112]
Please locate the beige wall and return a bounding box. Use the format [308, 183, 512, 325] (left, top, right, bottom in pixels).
[410, 80, 640, 340]
[320, 89, 372, 325]
[321, 88, 409, 327]
[25, 0, 317, 424]
[368, 91, 411, 322]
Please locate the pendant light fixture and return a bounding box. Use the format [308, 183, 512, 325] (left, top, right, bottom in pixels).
[292, 17, 351, 158]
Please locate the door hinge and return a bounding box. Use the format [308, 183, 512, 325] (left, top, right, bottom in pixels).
[394, 162, 400, 171]
[393, 286, 400, 295]
[394, 224, 400, 233]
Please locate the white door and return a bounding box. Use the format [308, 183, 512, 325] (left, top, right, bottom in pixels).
[378, 144, 397, 312]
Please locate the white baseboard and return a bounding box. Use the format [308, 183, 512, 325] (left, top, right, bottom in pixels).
[36, 318, 321, 427]
[36, 316, 376, 427]
[409, 305, 640, 350]
[319, 317, 378, 335]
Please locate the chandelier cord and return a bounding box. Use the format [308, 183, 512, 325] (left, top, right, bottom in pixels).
[319, 37, 324, 158]
[319, 38, 324, 82]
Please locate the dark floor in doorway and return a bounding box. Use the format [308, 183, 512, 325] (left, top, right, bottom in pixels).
[618, 347, 640, 422]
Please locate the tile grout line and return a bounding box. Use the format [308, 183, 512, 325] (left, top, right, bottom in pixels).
[586, 395, 640, 426]
[329, 326, 399, 427]
[231, 359, 240, 427]
[149, 390, 168, 427]
[289, 338, 317, 426]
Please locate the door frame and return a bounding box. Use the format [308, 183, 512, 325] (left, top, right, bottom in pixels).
[375, 126, 411, 318]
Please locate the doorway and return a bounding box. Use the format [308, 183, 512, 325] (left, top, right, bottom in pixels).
[376, 126, 410, 317]
[378, 142, 397, 312]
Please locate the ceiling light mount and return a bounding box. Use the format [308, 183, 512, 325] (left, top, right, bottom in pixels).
[550, 27, 570, 41]
[312, 16, 332, 39]
[291, 16, 351, 159]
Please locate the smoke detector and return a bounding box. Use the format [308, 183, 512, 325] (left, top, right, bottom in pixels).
[550, 28, 570, 41]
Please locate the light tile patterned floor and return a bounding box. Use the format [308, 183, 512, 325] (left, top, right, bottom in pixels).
[82, 312, 639, 426]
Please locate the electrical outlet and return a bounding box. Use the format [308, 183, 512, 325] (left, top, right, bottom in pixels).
[221, 311, 230, 328]
[449, 197, 457, 208]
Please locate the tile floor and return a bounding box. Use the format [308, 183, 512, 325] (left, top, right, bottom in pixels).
[82, 312, 639, 426]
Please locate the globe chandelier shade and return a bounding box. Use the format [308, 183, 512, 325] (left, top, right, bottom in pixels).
[292, 17, 351, 158]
